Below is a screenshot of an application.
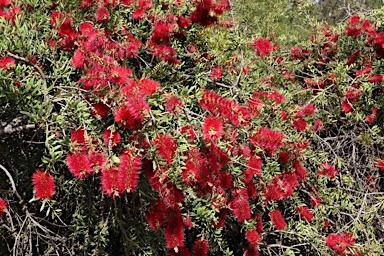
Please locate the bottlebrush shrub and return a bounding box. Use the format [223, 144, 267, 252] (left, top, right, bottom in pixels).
[1, 0, 384, 255]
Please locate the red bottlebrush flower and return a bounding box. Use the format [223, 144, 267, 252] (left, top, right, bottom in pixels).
[153, 134, 177, 165]
[114, 105, 141, 130]
[126, 96, 150, 122]
[193, 239, 209, 256]
[348, 15, 360, 25]
[246, 229, 262, 249]
[177, 16, 191, 29]
[133, 9, 146, 20]
[312, 119, 323, 131]
[293, 160, 308, 181]
[146, 199, 166, 231]
[66, 152, 93, 179]
[366, 107, 380, 123]
[199, 89, 249, 126]
[202, 116, 223, 143]
[318, 162, 338, 179]
[165, 94, 183, 114]
[247, 180, 258, 200]
[79, 21, 94, 35]
[279, 152, 291, 164]
[345, 89, 363, 100]
[347, 50, 361, 66]
[310, 194, 322, 208]
[121, 0, 134, 6]
[269, 91, 285, 105]
[304, 77, 324, 89]
[253, 37, 274, 58]
[243, 246, 259, 256]
[368, 74, 384, 83]
[118, 151, 142, 193]
[32, 170, 56, 200]
[269, 209, 286, 230]
[137, 78, 161, 96]
[0, 57, 16, 70]
[187, 43, 198, 54]
[58, 18, 77, 39]
[91, 103, 110, 119]
[376, 159, 384, 171]
[292, 118, 307, 132]
[283, 172, 300, 190]
[247, 97, 264, 118]
[325, 233, 355, 255]
[71, 49, 85, 69]
[230, 188, 251, 223]
[71, 129, 87, 147]
[88, 151, 105, 173]
[183, 217, 194, 229]
[102, 130, 121, 148]
[344, 27, 361, 37]
[290, 47, 311, 60]
[101, 168, 120, 197]
[355, 63, 372, 77]
[301, 104, 316, 116]
[164, 208, 184, 249]
[96, 7, 109, 22]
[280, 111, 288, 121]
[296, 206, 314, 222]
[0, 198, 7, 218]
[0, 0, 11, 6]
[138, 0, 153, 10]
[211, 65, 223, 81]
[110, 66, 132, 86]
[323, 220, 329, 229]
[190, 1, 218, 27]
[243, 155, 262, 183]
[341, 100, 353, 113]
[255, 213, 263, 233]
[249, 127, 285, 156]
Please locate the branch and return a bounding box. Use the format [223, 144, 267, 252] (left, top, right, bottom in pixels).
[0, 163, 17, 194]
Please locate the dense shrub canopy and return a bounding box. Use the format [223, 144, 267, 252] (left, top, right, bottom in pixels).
[1, 0, 384, 255]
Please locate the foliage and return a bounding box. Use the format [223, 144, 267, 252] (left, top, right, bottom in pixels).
[1, 0, 384, 255]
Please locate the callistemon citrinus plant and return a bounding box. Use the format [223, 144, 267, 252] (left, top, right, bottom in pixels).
[1, 0, 384, 255]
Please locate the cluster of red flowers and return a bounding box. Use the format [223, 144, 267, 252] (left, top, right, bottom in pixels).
[252, 37, 275, 58]
[263, 168, 305, 202]
[325, 233, 358, 255]
[190, 0, 230, 27]
[66, 129, 142, 197]
[0, 0, 20, 24]
[290, 47, 312, 60]
[318, 162, 338, 179]
[199, 89, 250, 126]
[32, 170, 56, 200]
[249, 127, 285, 156]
